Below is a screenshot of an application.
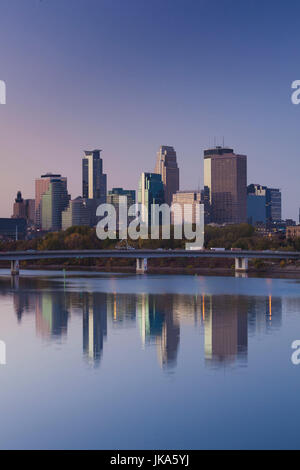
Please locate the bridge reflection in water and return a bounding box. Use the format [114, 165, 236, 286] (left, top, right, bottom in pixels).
[2, 276, 285, 370]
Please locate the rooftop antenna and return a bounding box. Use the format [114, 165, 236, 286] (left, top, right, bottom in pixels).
[222, 136, 225, 147]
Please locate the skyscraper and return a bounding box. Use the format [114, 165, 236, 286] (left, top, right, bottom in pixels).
[41, 178, 70, 231]
[155, 146, 179, 205]
[138, 173, 164, 226]
[247, 184, 267, 225]
[12, 191, 35, 225]
[61, 197, 91, 230]
[35, 173, 67, 228]
[82, 149, 107, 202]
[247, 184, 282, 227]
[171, 190, 202, 225]
[107, 188, 136, 230]
[204, 146, 247, 224]
[12, 191, 26, 219]
[266, 187, 281, 223]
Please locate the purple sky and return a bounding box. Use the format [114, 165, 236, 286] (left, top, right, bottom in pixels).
[0, 0, 300, 218]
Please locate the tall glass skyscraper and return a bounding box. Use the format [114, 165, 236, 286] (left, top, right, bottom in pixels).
[35, 173, 67, 229]
[155, 146, 179, 205]
[82, 149, 107, 202]
[204, 146, 247, 224]
[138, 173, 164, 226]
[41, 178, 70, 231]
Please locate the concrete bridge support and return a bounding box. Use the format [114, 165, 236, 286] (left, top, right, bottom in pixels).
[235, 257, 248, 272]
[11, 260, 19, 276]
[136, 258, 148, 274]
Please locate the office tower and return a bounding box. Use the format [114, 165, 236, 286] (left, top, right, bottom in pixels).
[35, 173, 67, 228]
[247, 184, 267, 225]
[12, 191, 26, 218]
[41, 177, 70, 231]
[171, 190, 202, 225]
[107, 187, 136, 230]
[61, 197, 90, 230]
[247, 184, 282, 227]
[26, 199, 35, 225]
[138, 173, 164, 225]
[155, 146, 179, 205]
[12, 192, 35, 225]
[82, 149, 107, 202]
[201, 186, 211, 224]
[266, 187, 281, 223]
[204, 146, 247, 224]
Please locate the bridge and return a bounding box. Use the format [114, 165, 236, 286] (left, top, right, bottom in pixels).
[0, 249, 299, 275]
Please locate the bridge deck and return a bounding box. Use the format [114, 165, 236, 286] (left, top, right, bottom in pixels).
[0, 249, 299, 261]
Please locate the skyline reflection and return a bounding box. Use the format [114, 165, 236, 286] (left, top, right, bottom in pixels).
[0, 275, 287, 370]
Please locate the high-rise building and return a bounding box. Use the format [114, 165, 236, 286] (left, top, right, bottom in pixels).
[266, 187, 281, 223]
[247, 184, 282, 226]
[61, 197, 91, 230]
[12, 191, 26, 219]
[82, 149, 107, 202]
[171, 190, 202, 225]
[155, 146, 179, 205]
[107, 188, 136, 230]
[204, 146, 247, 224]
[247, 184, 267, 225]
[12, 191, 35, 225]
[41, 178, 70, 231]
[35, 173, 67, 228]
[138, 173, 164, 226]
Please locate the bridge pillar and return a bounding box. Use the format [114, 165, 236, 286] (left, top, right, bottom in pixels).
[136, 258, 148, 274]
[235, 257, 248, 272]
[11, 260, 19, 276]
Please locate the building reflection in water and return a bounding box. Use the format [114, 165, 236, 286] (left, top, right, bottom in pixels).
[82, 293, 107, 367]
[204, 295, 248, 366]
[136, 294, 180, 370]
[6, 276, 288, 371]
[35, 292, 69, 338]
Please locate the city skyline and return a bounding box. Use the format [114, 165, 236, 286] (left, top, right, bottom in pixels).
[0, 0, 300, 220]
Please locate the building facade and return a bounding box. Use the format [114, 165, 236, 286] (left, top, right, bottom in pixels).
[247, 184, 282, 227]
[0, 218, 27, 239]
[12, 191, 35, 225]
[41, 178, 70, 231]
[107, 187, 136, 230]
[35, 174, 67, 228]
[61, 197, 91, 231]
[171, 190, 202, 225]
[266, 188, 281, 223]
[247, 184, 267, 225]
[204, 146, 247, 224]
[82, 149, 107, 202]
[155, 146, 179, 205]
[286, 225, 300, 240]
[138, 173, 164, 226]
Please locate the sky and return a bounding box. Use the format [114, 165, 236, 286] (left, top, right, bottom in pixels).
[0, 0, 300, 218]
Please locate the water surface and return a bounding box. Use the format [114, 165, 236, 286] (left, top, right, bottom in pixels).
[0, 270, 300, 449]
